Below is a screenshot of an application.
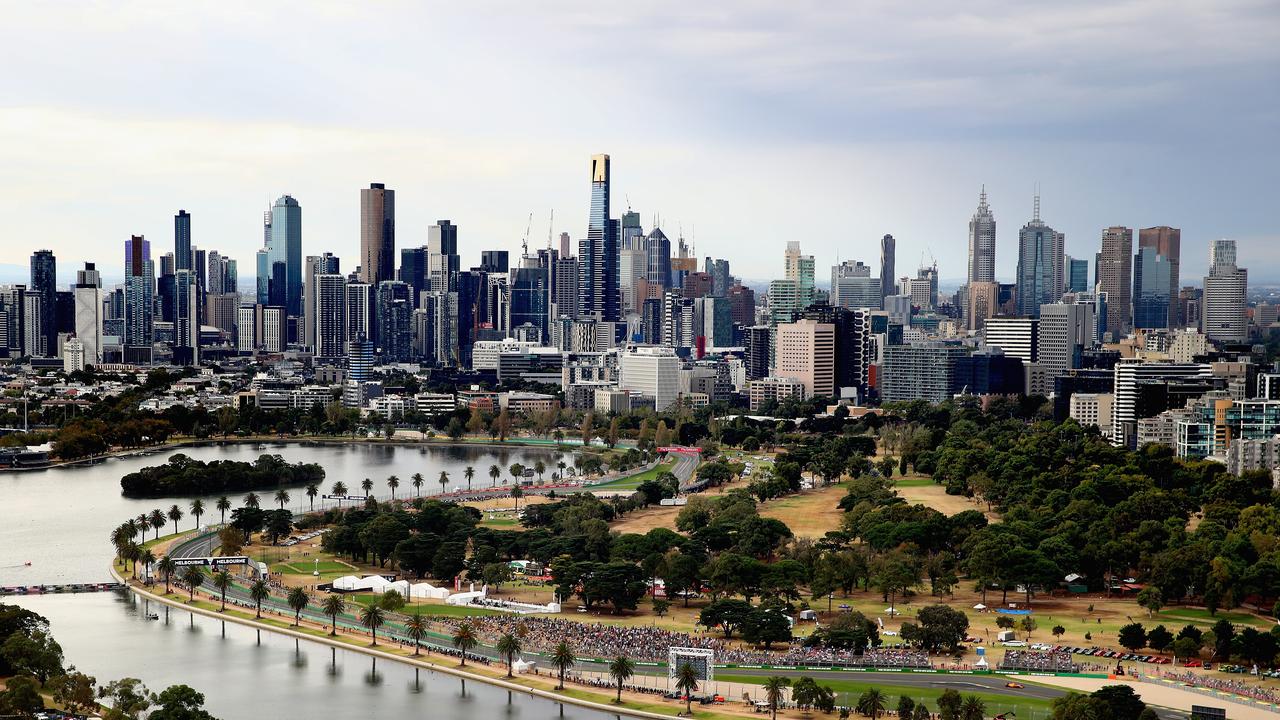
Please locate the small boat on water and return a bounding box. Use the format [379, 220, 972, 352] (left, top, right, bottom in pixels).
[146, 613, 160, 620]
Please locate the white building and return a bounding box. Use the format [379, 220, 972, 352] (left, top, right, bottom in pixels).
[618, 345, 681, 411]
[1112, 360, 1212, 448]
[1069, 392, 1113, 438]
[1168, 329, 1210, 363]
[1202, 239, 1247, 344]
[472, 339, 539, 371]
[62, 337, 85, 373]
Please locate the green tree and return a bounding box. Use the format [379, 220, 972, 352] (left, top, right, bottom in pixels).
[551, 641, 575, 690]
[0, 628, 63, 682]
[361, 478, 374, 497]
[97, 678, 153, 720]
[411, 473, 425, 497]
[321, 594, 346, 635]
[181, 566, 204, 603]
[49, 670, 98, 715]
[274, 489, 290, 509]
[216, 496, 231, 524]
[937, 688, 963, 720]
[249, 578, 270, 618]
[211, 570, 232, 612]
[608, 654, 635, 703]
[674, 661, 699, 716]
[0, 674, 44, 716]
[763, 676, 791, 720]
[452, 622, 478, 666]
[149, 684, 216, 720]
[386, 475, 400, 500]
[189, 499, 205, 529]
[1136, 586, 1163, 618]
[287, 586, 309, 626]
[157, 555, 177, 594]
[464, 466, 475, 491]
[1118, 622, 1147, 652]
[405, 612, 428, 656]
[305, 483, 319, 510]
[896, 695, 916, 720]
[856, 687, 887, 719]
[359, 603, 385, 646]
[959, 695, 986, 720]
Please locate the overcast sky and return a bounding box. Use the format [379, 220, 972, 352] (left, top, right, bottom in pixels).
[1, 1, 1277, 286]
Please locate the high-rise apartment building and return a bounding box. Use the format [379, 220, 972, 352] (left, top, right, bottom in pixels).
[73, 263, 103, 365]
[968, 188, 996, 285]
[1202, 239, 1248, 344]
[29, 250, 56, 357]
[618, 345, 680, 411]
[966, 281, 1000, 331]
[313, 274, 346, 360]
[124, 236, 154, 350]
[880, 234, 896, 301]
[375, 280, 412, 363]
[784, 241, 815, 306]
[172, 269, 199, 365]
[360, 183, 395, 285]
[427, 220, 459, 293]
[266, 195, 303, 317]
[983, 317, 1038, 364]
[304, 253, 340, 348]
[578, 154, 621, 322]
[1096, 226, 1133, 339]
[174, 209, 192, 273]
[1138, 227, 1180, 327]
[345, 283, 373, 345]
[1014, 195, 1064, 317]
[775, 319, 835, 399]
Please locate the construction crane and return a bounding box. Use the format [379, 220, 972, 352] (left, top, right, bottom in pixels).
[522, 211, 532, 257]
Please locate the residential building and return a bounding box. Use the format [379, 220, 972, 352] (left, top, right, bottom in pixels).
[1202, 239, 1248, 344]
[1070, 392, 1114, 438]
[579, 154, 620, 322]
[880, 234, 896, 302]
[775, 318, 835, 398]
[784, 241, 815, 306]
[360, 183, 395, 285]
[73, 263, 103, 365]
[427, 220, 459, 292]
[748, 376, 806, 411]
[1111, 360, 1213, 448]
[1036, 302, 1094, 395]
[304, 253, 340, 348]
[983, 317, 1038, 363]
[618, 345, 680, 411]
[881, 343, 970, 403]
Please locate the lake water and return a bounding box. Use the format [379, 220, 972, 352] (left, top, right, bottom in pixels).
[11, 592, 622, 720]
[0, 441, 569, 585]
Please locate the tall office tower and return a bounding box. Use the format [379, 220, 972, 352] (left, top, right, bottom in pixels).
[880, 234, 896, 301]
[1037, 302, 1095, 394]
[579, 154, 621, 322]
[28, 250, 56, 357]
[552, 256, 579, 319]
[683, 272, 714, 299]
[193, 248, 207, 301]
[73, 263, 103, 364]
[1096, 226, 1134, 339]
[619, 243, 647, 313]
[174, 210, 192, 271]
[207, 251, 225, 296]
[427, 220, 460, 292]
[620, 210, 644, 249]
[124, 236, 154, 349]
[1133, 245, 1174, 329]
[744, 325, 772, 381]
[172, 269, 199, 365]
[968, 187, 996, 285]
[967, 282, 1000, 331]
[776, 318, 836, 399]
[1015, 194, 1065, 317]
[644, 227, 672, 290]
[266, 195, 303, 316]
[22, 292, 43, 358]
[399, 246, 428, 301]
[359, 183, 395, 285]
[708, 259, 731, 297]
[303, 253, 340, 348]
[375, 281, 412, 363]
[559, 232, 571, 259]
[1066, 255, 1089, 293]
[479, 250, 509, 273]
[236, 305, 257, 353]
[1139, 227, 1181, 327]
[830, 261, 881, 310]
[510, 259, 550, 342]
[784, 241, 815, 305]
[769, 279, 801, 326]
[1202, 239, 1248, 344]
[205, 294, 238, 339]
[728, 284, 756, 325]
[313, 274, 347, 360]
[268, 261, 287, 308]
[157, 253, 176, 322]
[345, 282, 373, 344]
[1178, 286, 1202, 330]
[693, 296, 733, 348]
[255, 248, 270, 305]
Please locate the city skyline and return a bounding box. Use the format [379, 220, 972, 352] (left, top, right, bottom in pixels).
[0, 3, 1276, 283]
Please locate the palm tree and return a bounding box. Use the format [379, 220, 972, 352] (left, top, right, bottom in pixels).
[124, 544, 141, 577]
[411, 473, 425, 498]
[167, 505, 184, 535]
[496, 633, 522, 677]
[608, 655, 635, 704]
[216, 496, 231, 524]
[250, 579, 270, 618]
[332, 481, 348, 508]
[149, 509, 166, 539]
[361, 478, 373, 497]
[287, 587, 309, 626]
[157, 555, 177, 594]
[512, 486, 524, 513]
[212, 570, 232, 611]
[551, 641, 575, 690]
[857, 688, 887, 720]
[243, 492, 260, 509]
[305, 483, 319, 511]
[534, 460, 546, 483]
[463, 466, 475, 491]
[321, 594, 346, 635]
[386, 475, 400, 500]
[763, 676, 791, 720]
[488, 464, 501, 488]
[508, 463, 524, 485]
[137, 513, 149, 539]
[438, 471, 449, 494]
[189, 499, 205, 529]
[452, 622, 477, 666]
[274, 489, 290, 509]
[674, 662, 699, 716]
[181, 566, 204, 603]
[359, 603, 385, 646]
[960, 695, 986, 720]
[139, 548, 155, 578]
[404, 612, 428, 655]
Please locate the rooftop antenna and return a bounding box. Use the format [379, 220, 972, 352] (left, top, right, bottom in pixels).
[522, 212, 532, 258]
[1033, 183, 1041, 222]
[547, 209, 554, 249]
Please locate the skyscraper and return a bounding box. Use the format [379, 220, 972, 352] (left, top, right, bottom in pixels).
[266, 195, 303, 316]
[879, 234, 896, 301]
[784, 241, 815, 305]
[376, 280, 412, 363]
[644, 228, 672, 290]
[73, 263, 103, 365]
[360, 183, 395, 285]
[578, 154, 620, 322]
[1097, 226, 1133, 339]
[1066, 255, 1089, 293]
[427, 220, 459, 292]
[304, 253, 340, 348]
[1015, 194, 1065, 317]
[173, 269, 199, 365]
[313, 274, 347, 360]
[968, 187, 996, 285]
[1139, 227, 1181, 327]
[124, 236, 154, 350]
[29, 250, 56, 357]
[1203, 239, 1248, 344]
[174, 210, 192, 272]
[1133, 245, 1174, 329]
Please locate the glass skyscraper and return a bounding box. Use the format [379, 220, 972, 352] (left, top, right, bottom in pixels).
[1066, 255, 1089, 293]
[579, 154, 620, 322]
[124, 235, 154, 348]
[266, 195, 303, 316]
[174, 210, 192, 271]
[1015, 197, 1064, 317]
[29, 250, 56, 357]
[1133, 245, 1174, 329]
